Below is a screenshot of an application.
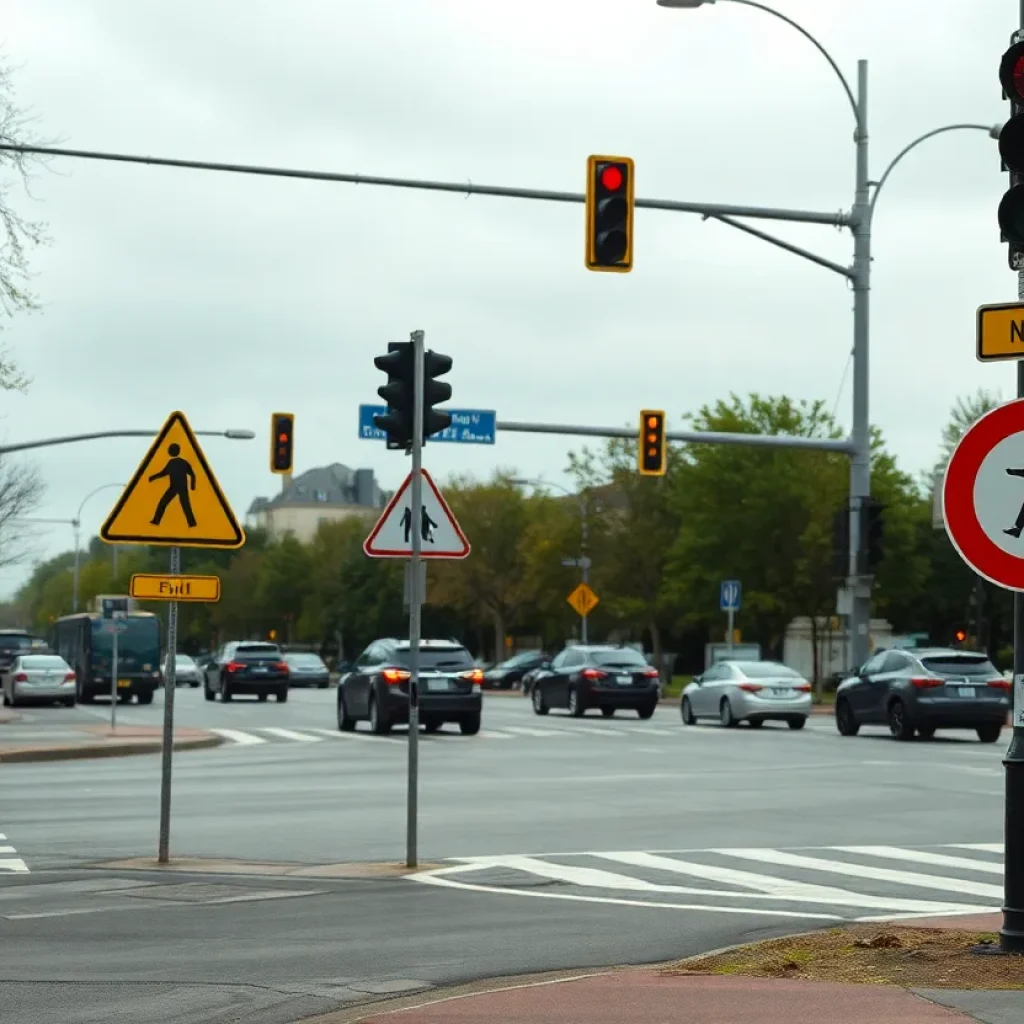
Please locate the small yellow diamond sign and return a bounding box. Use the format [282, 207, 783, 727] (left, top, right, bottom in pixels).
[567, 582, 599, 618]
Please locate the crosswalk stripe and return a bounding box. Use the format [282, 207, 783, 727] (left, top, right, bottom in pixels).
[308, 728, 389, 743]
[259, 728, 322, 742]
[211, 728, 267, 746]
[950, 843, 1004, 853]
[0, 858, 29, 873]
[833, 845, 1004, 875]
[714, 847, 1004, 900]
[479, 730, 514, 739]
[0, 846, 15, 854]
[502, 726, 568, 737]
[567, 726, 627, 736]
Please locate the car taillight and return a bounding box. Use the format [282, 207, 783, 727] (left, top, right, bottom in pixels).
[738, 683, 763, 693]
[581, 668, 607, 681]
[460, 669, 484, 683]
[643, 668, 659, 678]
[64, 672, 76, 682]
[274, 662, 289, 672]
[910, 677, 943, 689]
[382, 668, 411, 684]
[988, 678, 1012, 691]
[12, 672, 27, 682]
[794, 683, 812, 693]
[226, 661, 246, 672]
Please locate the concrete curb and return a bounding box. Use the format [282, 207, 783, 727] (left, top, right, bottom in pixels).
[0, 732, 225, 763]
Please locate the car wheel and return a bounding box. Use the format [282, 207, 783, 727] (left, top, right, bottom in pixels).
[601, 707, 615, 718]
[748, 719, 764, 728]
[276, 688, 288, 703]
[532, 686, 548, 715]
[459, 713, 481, 736]
[369, 694, 391, 735]
[1, 690, 9, 707]
[257, 693, 268, 703]
[680, 697, 696, 725]
[318, 681, 329, 690]
[835, 698, 860, 736]
[977, 724, 1003, 743]
[568, 687, 584, 717]
[637, 702, 656, 720]
[62, 696, 75, 707]
[204, 683, 215, 702]
[337, 694, 355, 731]
[888, 699, 914, 740]
[191, 681, 200, 688]
[720, 698, 737, 728]
[787, 716, 806, 730]
[137, 690, 154, 706]
[423, 717, 442, 734]
[221, 683, 232, 702]
[917, 726, 936, 740]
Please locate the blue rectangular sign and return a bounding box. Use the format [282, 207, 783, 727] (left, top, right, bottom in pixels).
[358, 404, 496, 445]
[720, 579, 741, 612]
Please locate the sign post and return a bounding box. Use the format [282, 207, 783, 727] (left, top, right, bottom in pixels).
[720, 580, 741, 656]
[566, 583, 599, 639]
[99, 410, 244, 865]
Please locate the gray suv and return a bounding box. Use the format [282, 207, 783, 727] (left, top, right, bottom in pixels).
[834, 647, 1010, 742]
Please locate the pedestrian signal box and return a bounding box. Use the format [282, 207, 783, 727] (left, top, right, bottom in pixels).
[270, 413, 295, 474]
[638, 410, 667, 476]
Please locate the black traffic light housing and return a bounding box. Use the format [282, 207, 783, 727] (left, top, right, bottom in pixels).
[831, 500, 850, 579]
[373, 342, 415, 451]
[423, 350, 453, 439]
[861, 497, 886, 575]
[638, 410, 667, 476]
[999, 38, 1024, 266]
[586, 155, 634, 273]
[270, 412, 295, 474]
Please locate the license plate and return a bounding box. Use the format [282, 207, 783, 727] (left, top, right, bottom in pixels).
[252, 666, 266, 673]
[426, 679, 448, 692]
[117, 679, 131, 689]
[958, 687, 976, 697]
[617, 675, 632, 685]
[770, 689, 795, 698]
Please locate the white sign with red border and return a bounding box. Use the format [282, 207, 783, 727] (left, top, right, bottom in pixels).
[363, 468, 470, 559]
[943, 398, 1024, 591]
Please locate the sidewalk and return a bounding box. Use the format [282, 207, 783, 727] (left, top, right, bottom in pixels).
[0, 721, 224, 762]
[305, 914, 1021, 1024]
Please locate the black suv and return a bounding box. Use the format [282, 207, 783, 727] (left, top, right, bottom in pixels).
[531, 644, 660, 718]
[203, 641, 290, 702]
[0, 630, 37, 675]
[337, 638, 483, 736]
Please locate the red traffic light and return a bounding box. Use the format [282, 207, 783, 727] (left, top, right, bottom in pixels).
[1002, 41, 1024, 102]
[955, 629, 966, 642]
[600, 165, 624, 191]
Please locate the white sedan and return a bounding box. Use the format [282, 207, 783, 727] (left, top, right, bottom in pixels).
[680, 660, 812, 730]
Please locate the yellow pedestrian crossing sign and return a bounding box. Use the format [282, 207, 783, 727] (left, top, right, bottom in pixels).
[567, 582, 599, 618]
[100, 411, 245, 550]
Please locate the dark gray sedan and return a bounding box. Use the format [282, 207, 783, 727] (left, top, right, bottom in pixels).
[834, 647, 1010, 742]
[283, 652, 330, 688]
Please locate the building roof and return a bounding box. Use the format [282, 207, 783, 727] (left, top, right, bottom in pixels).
[247, 463, 389, 515]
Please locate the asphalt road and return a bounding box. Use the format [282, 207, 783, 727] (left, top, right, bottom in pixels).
[0, 688, 1008, 1023]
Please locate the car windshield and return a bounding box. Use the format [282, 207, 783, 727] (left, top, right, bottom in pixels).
[394, 647, 474, 670]
[591, 648, 649, 669]
[919, 654, 998, 677]
[168, 654, 194, 667]
[21, 655, 67, 671]
[287, 653, 324, 667]
[0, 634, 32, 651]
[236, 645, 280, 660]
[91, 618, 160, 662]
[734, 662, 801, 679]
[497, 652, 541, 669]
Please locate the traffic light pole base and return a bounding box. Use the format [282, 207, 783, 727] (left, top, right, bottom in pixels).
[1000, 737, 1024, 953]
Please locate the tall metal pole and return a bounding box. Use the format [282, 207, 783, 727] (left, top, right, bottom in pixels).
[110, 625, 119, 730]
[72, 521, 81, 613]
[580, 498, 589, 645]
[848, 58, 873, 671]
[406, 329, 425, 869]
[727, 607, 735, 657]
[157, 546, 180, 864]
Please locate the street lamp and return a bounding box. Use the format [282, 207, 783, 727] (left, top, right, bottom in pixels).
[72, 483, 126, 613]
[511, 477, 593, 643]
[656, 0, 998, 672]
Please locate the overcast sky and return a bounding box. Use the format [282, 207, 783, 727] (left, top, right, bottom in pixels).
[0, 0, 1015, 597]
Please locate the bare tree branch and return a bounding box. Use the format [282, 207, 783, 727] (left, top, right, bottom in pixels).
[0, 458, 45, 568]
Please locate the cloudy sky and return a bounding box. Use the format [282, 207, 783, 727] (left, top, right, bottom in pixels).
[0, 0, 1014, 597]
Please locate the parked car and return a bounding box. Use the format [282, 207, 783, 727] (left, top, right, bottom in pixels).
[834, 647, 1010, 742]
[531, 644, 660, 719]
[681, 660, 812, 729]
[163, 652, 202, 687]
[203, 641, 290, 703]
[283, 651, 330, 688]
[337, 637, 483, 736]
[482, 650, 548, 690]
[2, 652, 76, 708]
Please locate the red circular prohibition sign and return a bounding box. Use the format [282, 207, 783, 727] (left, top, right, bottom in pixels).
[944, 398, 1024, 591]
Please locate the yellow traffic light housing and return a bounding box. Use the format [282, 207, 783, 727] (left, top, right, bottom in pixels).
[270, 412, 295, 474]
[585, 155, 635, 273]
[638, 409, 667, 476]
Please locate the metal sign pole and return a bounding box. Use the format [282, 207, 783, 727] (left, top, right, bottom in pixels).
[406, 329, 425, 870]
[157, 546, 180, 864]
[110, 624, 119, 730]
[727, 606, 735, 657]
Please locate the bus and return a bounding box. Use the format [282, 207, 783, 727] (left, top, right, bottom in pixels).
[50, 611, 163, 704]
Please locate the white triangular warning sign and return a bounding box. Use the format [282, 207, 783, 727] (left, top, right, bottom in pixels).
[100, 411, 246, 550]
[364, 469, 470, 559]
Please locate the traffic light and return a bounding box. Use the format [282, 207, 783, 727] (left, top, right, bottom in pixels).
[585, 155, 634, 273]
[638, 410, 667, 476]
[953, 628, 967, 645]
[832, 500, 850, 578]
[270, 413, 294, 474]
[999, 38, 1024, 267]
[373, 342, 415, 450]
[423, 350, 453, 439]
[862, 498, 886, 574]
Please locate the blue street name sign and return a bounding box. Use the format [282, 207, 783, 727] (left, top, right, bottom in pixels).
[358, 405, 497, 445]
[720, 579, 741, 612]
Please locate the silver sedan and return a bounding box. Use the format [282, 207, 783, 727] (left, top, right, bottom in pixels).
[680, 660, 812, 730]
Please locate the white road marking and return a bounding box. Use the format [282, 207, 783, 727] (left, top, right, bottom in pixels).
[309, 728, 387, 743]
[211, 728, 267, 746]
[259, 728, 322, 743]
[563, 726, 627, 736]
[833, 845, 1004, 875]
[0, 831, 28, 873]
[478, 730, 514, 739]
[714, 847, 1004, 901]
[501, 726, 569, 737]
[950, 843, 1004, 853]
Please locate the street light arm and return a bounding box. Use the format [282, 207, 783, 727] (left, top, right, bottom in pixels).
[868, 123, 999, 222]
[0, 428, 254, 455]
[725, 0, 859, 124]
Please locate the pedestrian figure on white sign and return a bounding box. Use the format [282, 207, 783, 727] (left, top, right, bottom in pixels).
[1004, 467, 1024, 538]
[401, 505, 438, 545]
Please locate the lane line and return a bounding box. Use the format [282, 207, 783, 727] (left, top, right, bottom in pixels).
[833, 845, 1004, 875]
[950, 843, 1004, 853]
[309, 728, 391, 744]
[210, 728, 267, 746]
[259, 728, 323, 743]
